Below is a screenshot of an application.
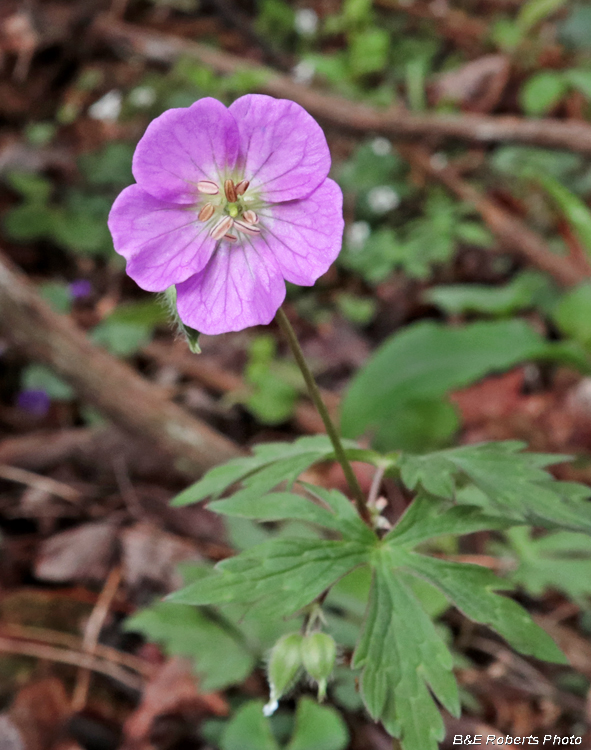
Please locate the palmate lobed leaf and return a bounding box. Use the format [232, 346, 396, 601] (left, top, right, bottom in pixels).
[502, 527, 591, 602]
[167, 537, 371, 619]
[352, 553, 460, 750]
[399, 441, 591, 533]
[401, 553, 566, 664]
[171, 435, 371, 507]
[210, 485, 375, 544]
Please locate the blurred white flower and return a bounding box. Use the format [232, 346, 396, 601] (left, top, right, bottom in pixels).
[371, 137, 392, 156]
[367, 186, 400, 214]
[129, 85, 157, 108]
[346, 221, 371, 251]
[292, 60, 316, 84]
[88, 90, 122, 122]
[295, 8, 318, 36]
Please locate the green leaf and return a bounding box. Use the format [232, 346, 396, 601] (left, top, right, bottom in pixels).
[399, 442, 591, 533]
[353, 554, 459, 750]
[491, 146, 581, 183]
[124, 601, 255, 691]
[91, 319, 153, 357]
[349, 28, 389, 77]
[341, 319, 578, 451]
[220, 701, 279, 750]
[385, 492, 515, 549]
[553, 283, 591, 348]
[244, 335, 298, 425]
[539, 174, 591, 259]
[168, 537, 370, 619]
[171, 436, 344, 507]
[564, 68, 591, 99]
[21, 364, 73, 400]
[210, 487, 375, 544]
[343, 0, 372, 25]
[77, 142, 134, 187]
[3, 203, 54, 241]
[426, 271, 553, 317]
[517, 0, 569, 32]
[502, 526, 591, 602]
[520, 71, 567, 116]
[285, 698, 349, 750]
[559, 6, 591, 50]
[106, 299, 168, 327]
[6, 171, 52, 203]
[39, 281, 72, 314]
[404, 553, 566, 663]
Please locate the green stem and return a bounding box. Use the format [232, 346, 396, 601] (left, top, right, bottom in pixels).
[275, 307, 371, 526]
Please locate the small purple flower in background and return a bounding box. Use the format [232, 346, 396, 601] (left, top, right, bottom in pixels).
[69, 279, 93, 299]
[108, 95, 343, 335]
[17, 389, 51, 417]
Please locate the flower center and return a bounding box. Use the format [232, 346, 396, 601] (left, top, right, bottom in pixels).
[196, 178, 261, 243]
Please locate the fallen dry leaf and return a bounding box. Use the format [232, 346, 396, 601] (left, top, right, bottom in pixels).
[34, 521, 117, 583]
[122, 657, 228, 750]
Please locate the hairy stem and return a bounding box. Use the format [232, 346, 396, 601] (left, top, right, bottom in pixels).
[275, 307, 371, 525]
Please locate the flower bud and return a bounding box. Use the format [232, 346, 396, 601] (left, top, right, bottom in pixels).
[301, 632, 337, 702]
[264, 633, 304, 715]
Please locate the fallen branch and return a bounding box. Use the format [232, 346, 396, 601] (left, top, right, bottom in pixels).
[399, 144, 589, 288]
[0, 252, 241, 477]
[93, 15, 591, 155]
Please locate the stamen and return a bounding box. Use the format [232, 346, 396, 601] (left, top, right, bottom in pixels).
[224, 233, 238, 243]
[235, 219, 261, 236]
[235, 179, 249, 196]
[243, 210, 259, 224]
[224, 179, 237, 202]
[210, 216, 234, 240]
[198, 203, 215, 221]
[197, 180, 219, 195]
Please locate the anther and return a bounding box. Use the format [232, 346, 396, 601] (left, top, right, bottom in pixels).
[224, 179, 237, 202]
[224, 233, 238, 243]
[235, 179, 249, 196]
[235, 219, 261, 236]
[211, 216, 234, 240]
[198, 203, 215, 221]
[197, 180, 219, 195]
[243, 210, 259, 224]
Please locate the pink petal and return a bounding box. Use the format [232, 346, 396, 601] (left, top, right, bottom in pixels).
[256, 178, 344, 286]
[132, 98, 240, 204]
[108, 185, 216, 292]
[175, 242, 286, 335]
[230, 95, 330, 203]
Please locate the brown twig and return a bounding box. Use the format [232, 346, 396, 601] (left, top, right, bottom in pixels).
[399, 144, 589, 288]
[0, 463, 81, 503]
[0, 251, 241, 477]
[93, 16, 591, 155]
[0, 623, 154, 677]
[0, 635, 143, 691]
[72, 566, 123, 711]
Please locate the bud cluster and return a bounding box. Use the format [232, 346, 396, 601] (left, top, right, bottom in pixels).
[264, 631, 338, 716]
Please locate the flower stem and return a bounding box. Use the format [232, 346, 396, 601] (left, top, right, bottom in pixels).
[275, 307, 371, 525]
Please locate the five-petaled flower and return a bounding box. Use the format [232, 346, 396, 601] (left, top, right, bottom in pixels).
[108, 94, 344, 335]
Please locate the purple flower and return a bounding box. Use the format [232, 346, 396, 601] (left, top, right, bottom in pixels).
[108, 95, 343, 335]
[69, 279, 93, 299]
[17, 389, 51, 417]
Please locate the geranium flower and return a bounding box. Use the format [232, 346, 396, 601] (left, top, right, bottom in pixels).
[108, 95, 343, 335]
